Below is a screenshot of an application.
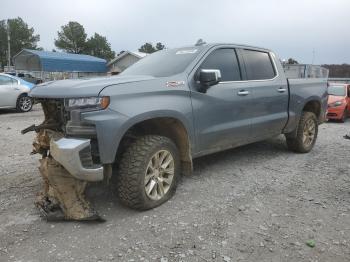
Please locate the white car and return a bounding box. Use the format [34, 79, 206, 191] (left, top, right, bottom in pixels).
[0, 73, 34, 112]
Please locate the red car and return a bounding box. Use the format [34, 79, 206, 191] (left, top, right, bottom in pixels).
[327, 83, 350, 122]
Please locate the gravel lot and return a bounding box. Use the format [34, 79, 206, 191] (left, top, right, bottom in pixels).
[0, 106, 349, 262]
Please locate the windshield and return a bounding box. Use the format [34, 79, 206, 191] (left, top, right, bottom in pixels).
[328, 85, 346, 96]
[121, 47, 204, 77]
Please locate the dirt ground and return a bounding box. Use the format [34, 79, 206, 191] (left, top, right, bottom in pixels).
[0, 106, 349, 262]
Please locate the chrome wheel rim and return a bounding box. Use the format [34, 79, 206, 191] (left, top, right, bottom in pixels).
[19, 96, 32, 111]
[303, 118, 316, 147]
[144, 150, 175, 201]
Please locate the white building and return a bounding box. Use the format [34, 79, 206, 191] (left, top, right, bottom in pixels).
[107, 51, 147, 74]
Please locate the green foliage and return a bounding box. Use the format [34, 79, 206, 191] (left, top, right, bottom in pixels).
[54, 21, 87, 54]
[287, 58, 299, 64]
[139, 42, 166, 54]
[86, 33, 115, 61]
[54, 22, 115, 61]
[0, 17, 40, 68]
[155, 42, 165, 51]
[138, 43, 156, 54]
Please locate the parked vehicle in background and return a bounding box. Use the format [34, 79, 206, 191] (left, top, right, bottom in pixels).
[29, 43, 328, 210]
[6, 72, 42, 84]
[327, 83, 350, 122]
[0, 73, 34, 112]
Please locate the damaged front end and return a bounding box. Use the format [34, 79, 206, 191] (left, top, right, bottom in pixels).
[24, 99, 106, 221]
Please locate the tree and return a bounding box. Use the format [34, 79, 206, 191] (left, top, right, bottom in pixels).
[155, 42, 165, 51]
[54, 21, 87, 54]
[138, 42, 166, 54]
[287, 58, 299, 64]
[0, 17, 40, 68]
[86, 33, 115, 61]
[195, 39, 206, 46]
[138, 43, 156, 54]
[322, 64, 350, 78]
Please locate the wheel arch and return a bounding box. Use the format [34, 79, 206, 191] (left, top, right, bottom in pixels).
[17, 92, 29, 99]
[285, 99, 322, 139]
[116, 115, 193, 175]
[302, 100, 321, 119]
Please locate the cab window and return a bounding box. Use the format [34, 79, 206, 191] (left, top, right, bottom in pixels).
[199, 49, 242, 82]
[241, 49, 276, 80]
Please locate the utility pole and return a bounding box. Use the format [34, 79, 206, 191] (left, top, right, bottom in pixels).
[311, 48, 315, 65]
[7, 19, 11, 67]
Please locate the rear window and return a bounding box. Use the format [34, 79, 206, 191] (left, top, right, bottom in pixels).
[241, 50, 276, 80]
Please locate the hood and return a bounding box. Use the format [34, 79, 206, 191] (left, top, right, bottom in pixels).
[328, 95, 345, 104]
[29, 75, 155, 98]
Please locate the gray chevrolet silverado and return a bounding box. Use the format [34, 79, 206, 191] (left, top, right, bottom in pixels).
[30, 43, 328, 210]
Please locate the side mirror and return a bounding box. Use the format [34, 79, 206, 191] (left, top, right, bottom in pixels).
[198, 69, 221, 92]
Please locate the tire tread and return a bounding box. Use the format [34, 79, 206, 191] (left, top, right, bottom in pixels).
[286, 111, 318, 153]
[116, 135, 178, 210]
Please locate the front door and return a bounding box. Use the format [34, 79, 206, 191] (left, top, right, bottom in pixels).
[190, 48, 253, 155]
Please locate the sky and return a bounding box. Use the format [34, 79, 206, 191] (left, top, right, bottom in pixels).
[1, 0, 349, 64]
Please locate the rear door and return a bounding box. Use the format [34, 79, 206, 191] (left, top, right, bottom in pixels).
[190, 48, 253, 155]
[0, 75, 20, 107]
[239, 49, 288, 139]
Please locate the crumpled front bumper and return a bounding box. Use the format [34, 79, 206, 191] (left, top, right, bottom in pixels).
[50, 138, 104, 182]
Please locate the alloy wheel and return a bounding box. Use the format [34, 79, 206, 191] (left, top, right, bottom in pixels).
[19, 96, 32, 112]
[144, 150, 175, 201]
[303, 118, 316, 147]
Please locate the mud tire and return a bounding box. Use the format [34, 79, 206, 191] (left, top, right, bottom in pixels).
[116, 135, 180, 210]
[286, 111, 318, 153]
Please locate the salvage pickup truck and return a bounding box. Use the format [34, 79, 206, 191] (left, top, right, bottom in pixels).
[30, 43, 328, 210]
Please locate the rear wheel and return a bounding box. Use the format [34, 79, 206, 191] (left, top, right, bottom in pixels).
[286, 111, 318, 153]
[116, 135, 180, 210]
[16, 94, 32, 112]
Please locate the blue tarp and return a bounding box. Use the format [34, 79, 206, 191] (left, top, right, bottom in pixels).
[14, 49, 107, 73]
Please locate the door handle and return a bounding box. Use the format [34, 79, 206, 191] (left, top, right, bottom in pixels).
[277, 87, 287, 93]
[237, 90, 250, 96]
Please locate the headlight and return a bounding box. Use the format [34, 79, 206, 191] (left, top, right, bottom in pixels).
[65, 96, 110, 110]
[329, 101, 343, 107]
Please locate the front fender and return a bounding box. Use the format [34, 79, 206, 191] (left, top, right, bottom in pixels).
[82, 109, 194, 164]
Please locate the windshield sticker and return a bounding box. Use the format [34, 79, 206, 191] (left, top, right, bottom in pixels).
[176, 49, 198, 55]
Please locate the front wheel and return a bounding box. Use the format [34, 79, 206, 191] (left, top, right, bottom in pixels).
[116, 135, 180, 210]
[16, 94, 33, 112]
[285, 111, 318, 153]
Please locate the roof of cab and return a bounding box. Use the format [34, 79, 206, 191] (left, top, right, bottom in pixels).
[195, 43, 272, 52]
